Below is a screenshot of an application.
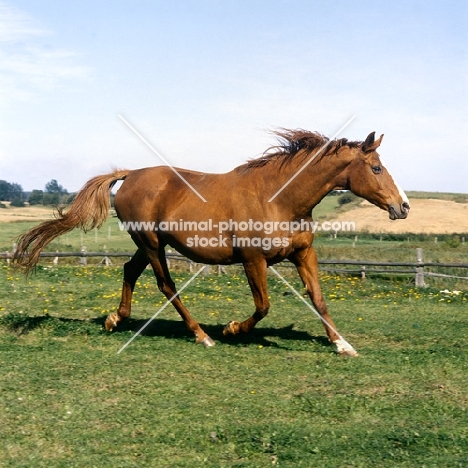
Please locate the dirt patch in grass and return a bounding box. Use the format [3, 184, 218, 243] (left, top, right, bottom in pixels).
[329, 199, 468, 233]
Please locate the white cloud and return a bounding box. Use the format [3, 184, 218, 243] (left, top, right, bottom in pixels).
[0, 2, 48, 42]
[0, 2, 92, 104]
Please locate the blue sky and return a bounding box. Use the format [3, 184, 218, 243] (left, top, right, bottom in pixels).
[0, 0, 466, 193]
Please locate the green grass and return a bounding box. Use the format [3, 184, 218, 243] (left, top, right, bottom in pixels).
[0, 216, 134, 255]
[310, 194, 341, 220]
[1, 200, 468, 466]
[312, 192, 362, 220]
[0, 265, 467, 467]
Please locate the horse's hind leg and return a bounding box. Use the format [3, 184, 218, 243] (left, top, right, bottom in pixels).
[223, 259, 270, 336]
[146, 247, 215, 347]
[105, 248, 149, 331]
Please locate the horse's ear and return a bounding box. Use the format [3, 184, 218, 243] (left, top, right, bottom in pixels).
[361, 132, 384, 153]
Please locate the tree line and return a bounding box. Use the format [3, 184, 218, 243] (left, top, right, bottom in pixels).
[0, 179, 73, 207]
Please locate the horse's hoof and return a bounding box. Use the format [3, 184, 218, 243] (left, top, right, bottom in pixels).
[198, 336, 215, 347]
[223, 321, 240, 336]
[104, 313, 119, 332]
[334, 337, 358, 357]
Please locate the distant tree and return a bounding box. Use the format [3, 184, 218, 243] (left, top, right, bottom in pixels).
[28, 190, 44, 205]
[0, 180, 10, 201]
[0, 180, 25, 201]
[10, 183, 24, 201]
[45, 179, 67, 196]
[43, 192, 60, 205]
[43, 179, 69, 205]
[338, 192, 359, 206]
[64, 193, 77, 204]
[10, 197, 25, 207]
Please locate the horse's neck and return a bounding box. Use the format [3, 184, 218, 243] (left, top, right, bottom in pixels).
[269, 152, 352, 217]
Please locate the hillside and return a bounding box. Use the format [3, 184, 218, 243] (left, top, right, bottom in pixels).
[327, 198, 468, 234]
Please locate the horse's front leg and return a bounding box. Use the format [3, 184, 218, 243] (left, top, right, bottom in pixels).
[223, 259, 269, 336]
[289, 247, 358, 357]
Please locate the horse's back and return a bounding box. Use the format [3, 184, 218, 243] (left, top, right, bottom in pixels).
[113, 166, 231, 221]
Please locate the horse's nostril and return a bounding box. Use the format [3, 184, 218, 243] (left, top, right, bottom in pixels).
[402, 202, 410, 212]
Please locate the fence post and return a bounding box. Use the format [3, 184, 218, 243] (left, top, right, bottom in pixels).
[80, 246, 87, 266]
[415, 248, 425, 287]
[101, 246, 112, 266]
[360, 265, 366, 280]
[8, 243, 17, 265]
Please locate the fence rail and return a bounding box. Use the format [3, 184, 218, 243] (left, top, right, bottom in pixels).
[1, 249, 468, 284]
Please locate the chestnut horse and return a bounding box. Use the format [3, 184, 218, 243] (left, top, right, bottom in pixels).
[14, 129, 409, 356]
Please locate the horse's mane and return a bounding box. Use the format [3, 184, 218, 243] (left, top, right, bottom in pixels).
[244, 128, 361, 170]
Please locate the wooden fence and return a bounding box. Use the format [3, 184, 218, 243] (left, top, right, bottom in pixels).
[1, 248, 468, 286]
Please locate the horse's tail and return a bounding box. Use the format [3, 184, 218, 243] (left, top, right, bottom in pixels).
[14, 169, 131, 273]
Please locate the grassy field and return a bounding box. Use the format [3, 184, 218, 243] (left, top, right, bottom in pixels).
[0, 215, 134, 255]
[1, 199, 467, 466]
[1, 264, 467, 467]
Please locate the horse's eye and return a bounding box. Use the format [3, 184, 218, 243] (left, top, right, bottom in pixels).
[372, 165, 382, 175]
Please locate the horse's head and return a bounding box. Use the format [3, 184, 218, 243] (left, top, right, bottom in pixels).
[344, 132, 410, 220]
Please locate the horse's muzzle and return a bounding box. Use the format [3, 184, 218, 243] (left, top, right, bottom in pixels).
[389, 202, 410, 220]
